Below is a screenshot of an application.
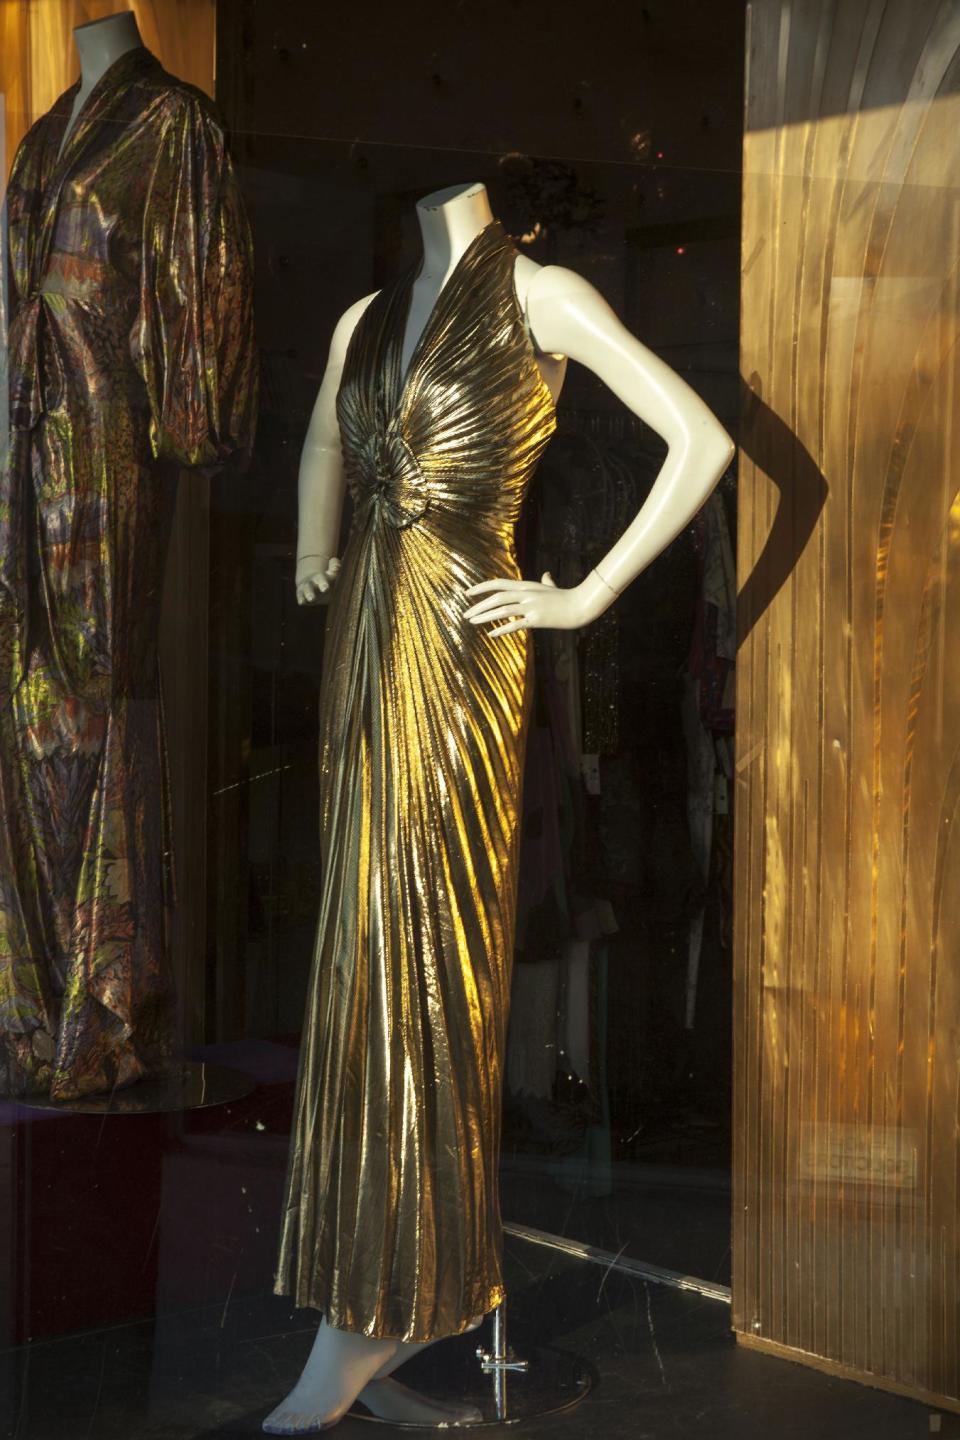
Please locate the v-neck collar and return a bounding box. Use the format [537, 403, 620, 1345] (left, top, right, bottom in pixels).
[46, 45, 159, 182]
[23, 46, 161, 297]
[390, 218, 505, 406]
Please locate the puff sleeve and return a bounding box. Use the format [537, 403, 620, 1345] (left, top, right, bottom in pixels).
[131, 93, 258, 470]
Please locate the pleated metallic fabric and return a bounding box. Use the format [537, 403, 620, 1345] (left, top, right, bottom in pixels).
[0, 47, 257, 1099]
[275, 221, 557, 1341]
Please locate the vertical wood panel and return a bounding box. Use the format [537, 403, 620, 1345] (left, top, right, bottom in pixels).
[735, 0, 960, 1408]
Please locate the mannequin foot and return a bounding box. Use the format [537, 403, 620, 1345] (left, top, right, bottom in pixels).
[262, 1318, 400, 1435]
[357, 1375, 483, 1425]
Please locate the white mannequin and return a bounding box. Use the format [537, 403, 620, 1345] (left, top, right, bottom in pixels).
[267, 183, 734, 1434]
[59, 11, 145, 157]
[294, 181, 734, 622]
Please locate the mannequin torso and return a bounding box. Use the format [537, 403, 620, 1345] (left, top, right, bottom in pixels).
[295, 181, 734, 626]
[60, 11, 144, 157]
[341, 183, 567, 407]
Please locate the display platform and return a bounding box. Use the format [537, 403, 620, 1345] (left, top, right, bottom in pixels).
[19, 1060, 256, 1115]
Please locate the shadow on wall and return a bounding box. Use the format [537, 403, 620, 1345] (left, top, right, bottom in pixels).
[736, 374, 829, 646]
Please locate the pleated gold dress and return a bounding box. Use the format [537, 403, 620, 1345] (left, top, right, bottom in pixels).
[276, 220, 556, 1342]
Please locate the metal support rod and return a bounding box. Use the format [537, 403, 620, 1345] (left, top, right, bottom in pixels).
[476, 1300, 529, 1420]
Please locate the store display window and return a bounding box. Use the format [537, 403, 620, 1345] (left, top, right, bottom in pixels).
[1, 3, 958, 1436]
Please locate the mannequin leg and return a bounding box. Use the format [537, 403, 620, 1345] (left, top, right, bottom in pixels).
[262, 1315, 485, 1434]
[356, 1375, 482, 1424]
[356, 1314, 485, 1424]
[366, 1313, 483, 1381]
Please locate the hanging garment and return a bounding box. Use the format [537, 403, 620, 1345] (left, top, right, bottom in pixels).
[275, 220, 556, 1341]
[0, 48, 257, 1100]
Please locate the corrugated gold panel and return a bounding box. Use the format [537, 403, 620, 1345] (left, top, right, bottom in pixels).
[735, 0, 960, 1408]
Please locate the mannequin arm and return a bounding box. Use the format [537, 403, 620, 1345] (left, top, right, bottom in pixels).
[296, 294, 375, 604]
[463, 266, 735, 635]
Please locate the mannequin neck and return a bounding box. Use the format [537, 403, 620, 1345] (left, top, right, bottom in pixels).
[415, 183, 496, 281]
[74, 11, 144, 92]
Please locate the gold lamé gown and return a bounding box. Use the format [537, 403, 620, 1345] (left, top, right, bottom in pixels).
[0, 48, 257, 1099]
[276, 220, 557, 1341]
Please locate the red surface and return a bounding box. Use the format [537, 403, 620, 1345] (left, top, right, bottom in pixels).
[1, 1056, 296, 1344]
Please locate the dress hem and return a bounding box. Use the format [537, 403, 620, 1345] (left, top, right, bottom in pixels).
[271, 1279, 506, 1345]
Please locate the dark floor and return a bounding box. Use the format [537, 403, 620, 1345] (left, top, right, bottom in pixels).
[2, 1232, 956, 1440]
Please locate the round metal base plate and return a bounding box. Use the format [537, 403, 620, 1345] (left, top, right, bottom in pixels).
[347, 1343, 593, 1428]
[18, 1060, 257, 1115]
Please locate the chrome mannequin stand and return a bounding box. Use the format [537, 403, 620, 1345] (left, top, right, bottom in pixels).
[350, 1298, 592, 1428]
[476, 1301, 529, 1420]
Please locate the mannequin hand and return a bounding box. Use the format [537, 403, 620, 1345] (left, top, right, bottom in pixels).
[463, 570, 608, 636]
[296, 554, 341, 605]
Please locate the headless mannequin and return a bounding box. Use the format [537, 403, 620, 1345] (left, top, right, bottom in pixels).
[294, 181, 734, 616]
[59, 11, 145, 157]
[268, 182, 734, 1435]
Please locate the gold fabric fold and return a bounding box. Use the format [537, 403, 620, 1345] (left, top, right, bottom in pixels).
[275, 222, 557, 1341]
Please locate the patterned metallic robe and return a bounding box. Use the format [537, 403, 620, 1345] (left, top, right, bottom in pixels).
[0, 48, 257, 1100]
[275, 221, 556, 1341]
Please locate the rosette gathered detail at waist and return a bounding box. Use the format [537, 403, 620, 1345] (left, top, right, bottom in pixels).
[345, 422, 431, 530]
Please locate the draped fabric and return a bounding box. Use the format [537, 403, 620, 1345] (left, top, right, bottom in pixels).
[0, 46, 257, 1100]
[0, 0, 216, 178]
[275, 221, 557, 1341]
